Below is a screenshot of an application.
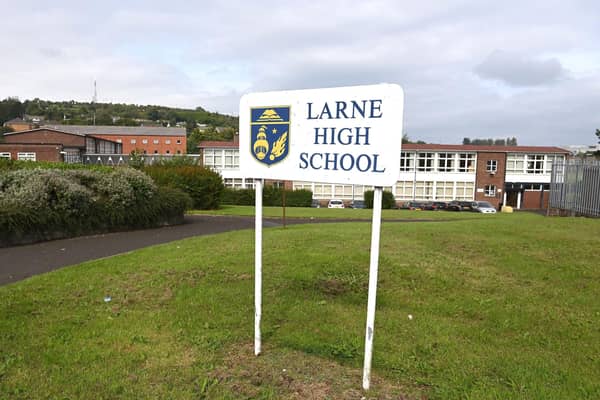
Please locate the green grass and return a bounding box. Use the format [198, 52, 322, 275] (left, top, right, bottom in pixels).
[1, 213, 600, 399]
[192, 204, 483, 220]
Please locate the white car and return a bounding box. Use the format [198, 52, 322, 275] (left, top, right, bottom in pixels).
[473, 201, 497, 213]
[327, 199, 345, 208]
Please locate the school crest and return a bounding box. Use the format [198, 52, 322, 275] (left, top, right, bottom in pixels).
[250, 106, 290, 166]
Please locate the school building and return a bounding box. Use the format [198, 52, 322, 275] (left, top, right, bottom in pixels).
[198, 139, 569, 209]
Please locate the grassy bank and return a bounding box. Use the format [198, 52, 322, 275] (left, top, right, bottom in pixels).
[1, 213, 599, 399]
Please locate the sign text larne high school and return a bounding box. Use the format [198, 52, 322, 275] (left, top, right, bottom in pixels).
[299, 99, 386, 173]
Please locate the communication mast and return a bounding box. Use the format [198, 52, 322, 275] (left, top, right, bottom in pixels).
[92, 80, 98, 125]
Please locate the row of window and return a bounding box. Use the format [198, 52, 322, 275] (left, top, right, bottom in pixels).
[293, 181, 476, 201]
[506, 154, 564, 174]
[205, 149, 565, 176]
[126, 138, 182, 145]
[204, 149, 239, 169]
[0, 152, 36, 161]
[400, 152, 476, 173]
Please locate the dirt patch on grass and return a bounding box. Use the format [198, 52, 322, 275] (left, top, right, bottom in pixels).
[210, 342, 423, 399]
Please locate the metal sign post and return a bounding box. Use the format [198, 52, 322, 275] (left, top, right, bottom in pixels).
[254, 178, 263, 356]
[362, 186, 383, 389]
[241, 84, 404, 389]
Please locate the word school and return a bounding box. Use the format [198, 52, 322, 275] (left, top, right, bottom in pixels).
[299, 99, 386, 173]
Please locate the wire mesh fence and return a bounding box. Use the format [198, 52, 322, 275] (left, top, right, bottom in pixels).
[549, 159, 600, 217]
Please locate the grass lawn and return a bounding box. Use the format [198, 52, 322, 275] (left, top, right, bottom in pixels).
[1, 213, 599, 399]
[190, 205, 483, 220]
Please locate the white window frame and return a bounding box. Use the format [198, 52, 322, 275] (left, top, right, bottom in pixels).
[153, 139, 159, 145]
[0, 152, 11, 159]
[486, 160, 498, 173]
[17, 152, 36, 161]
[484, 184, 496, 197]
[130, 139, 137, 144]
[142, 139, 148, 144]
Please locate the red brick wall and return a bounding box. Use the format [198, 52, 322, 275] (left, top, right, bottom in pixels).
[474, 152, 506, 207]
[91, 134, 186, 155]
[3, 129, 85, 147]
[0, 144, 62, 162]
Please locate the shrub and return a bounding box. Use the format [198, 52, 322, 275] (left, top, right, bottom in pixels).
[144, 165, 224, 210]
[0, 167, 190, 246]
[363, 190, 397, 209]
[221, 187, 312, 207]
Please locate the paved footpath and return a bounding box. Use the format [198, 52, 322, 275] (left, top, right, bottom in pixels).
[0, 215, 288, 286]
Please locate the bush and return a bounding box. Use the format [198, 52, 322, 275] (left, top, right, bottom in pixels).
[363, 190, 397, 209]
[144, 165, 224, 210]
[0, 167, 191, 246]
[221, 187, 312, 207]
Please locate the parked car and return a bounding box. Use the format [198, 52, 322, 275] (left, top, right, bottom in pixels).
[407, 201, 425, 210]
[349, 200, 366, 209]
[311, 199, 321, 208]
[446, 200, 477, 211]
[472, 201, 497, 213]
[327, 199, 345, 208]
[432, 201, 448, 210]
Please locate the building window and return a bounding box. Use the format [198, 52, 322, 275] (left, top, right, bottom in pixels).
[486, 160, 498, 173]
[131, 139, 137, 144]
[176, 139, 182, 144]
[417, 152, 434, 172]
[154, 150, 158, 154]
[414, 181, 434, 200]
[400, 152, 415, 172]
[313, 183, 333, 199]
[526, 154, 545, 174]
[458, 153, 476, 173]
[437, 153, 455, 172]
[165, 139, 171, 144]
[395, 181, 413, 200]
[435, 181, 454, 200]
[142, 139, 148, 144]
[224, 149, 238, 168]
[166, 150, 170, 154]
[455, 181, 475, 200]
[506, 154, 524, 173]
[484, 184, 496, 197]
[0, 152, 11, 159]
[334, 184, 354, 199]
[176, 150, 181, 154]
[153, 139, 159, 145]
[203, 149, 222, 168]
[17, 152, 36, 161]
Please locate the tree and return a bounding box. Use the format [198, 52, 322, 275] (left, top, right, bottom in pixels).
[596, 129, 600, 144]
[463, 137, 471, 145]
[187, 129, 203, 154]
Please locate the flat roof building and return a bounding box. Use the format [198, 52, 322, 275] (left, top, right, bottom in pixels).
[198, 140, 570, 210]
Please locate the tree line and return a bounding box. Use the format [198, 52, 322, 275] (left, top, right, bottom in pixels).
[462, 137, 518, 146]
[0, 97, 238, 132]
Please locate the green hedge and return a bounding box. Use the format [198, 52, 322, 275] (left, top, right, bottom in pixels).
[0, 167, 192, 246]
[363, 190, 397, 209]
[144, 165, 224, 210]
[221, 187, 312, 207]
[0, 158, 112, 172]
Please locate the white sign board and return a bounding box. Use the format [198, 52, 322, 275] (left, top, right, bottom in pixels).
[239, 84, 404, 186]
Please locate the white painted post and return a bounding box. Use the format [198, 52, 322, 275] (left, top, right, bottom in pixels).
[363, 186, 383, 390]
[255, 179, 263, 356]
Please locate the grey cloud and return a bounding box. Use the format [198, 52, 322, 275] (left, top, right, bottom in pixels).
[475, 50, 568, 87]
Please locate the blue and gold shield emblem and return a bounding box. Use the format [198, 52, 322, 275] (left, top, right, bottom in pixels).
[250, 106, 290, 166]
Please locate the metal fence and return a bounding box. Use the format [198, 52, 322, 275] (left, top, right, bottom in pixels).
[549, 159, 600, 217]
[83, 154, 201, 166]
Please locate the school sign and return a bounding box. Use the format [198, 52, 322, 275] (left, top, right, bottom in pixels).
[240, 84, 404, 391]
[240, 84, 404, 186]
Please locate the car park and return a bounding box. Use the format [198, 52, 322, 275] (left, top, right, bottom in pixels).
[472, 201, 497, 213]
[327, 199, 345, 208]
[432, 201, 448, 210]
[311, 199, 321, 208]
[446, 200, 477, 211]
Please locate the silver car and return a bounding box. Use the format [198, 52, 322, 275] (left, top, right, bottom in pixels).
[473, 201, 497, 213]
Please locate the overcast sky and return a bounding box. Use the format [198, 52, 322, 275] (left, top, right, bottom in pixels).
[2, 0, 599, 145]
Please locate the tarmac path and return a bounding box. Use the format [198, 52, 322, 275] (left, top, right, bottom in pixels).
[0, 215, 284, 286]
